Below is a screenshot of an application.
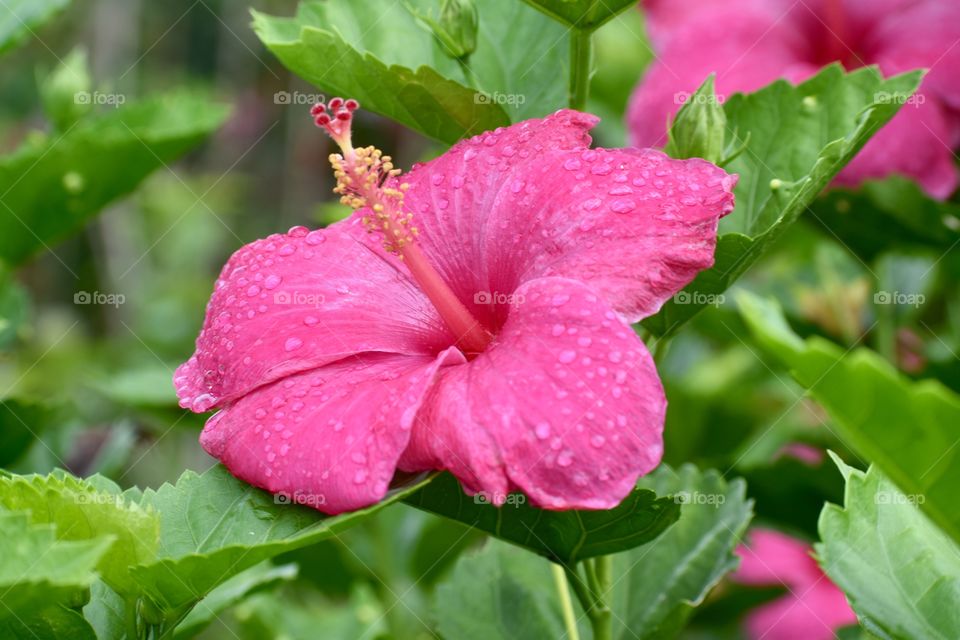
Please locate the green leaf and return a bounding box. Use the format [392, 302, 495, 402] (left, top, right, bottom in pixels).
[0, 606, 97, 640]
[0, 0, 70, 55]
[433, 540, 567, 640]
[130, 465, 429, 616]
[644, 65, 923, 336]
[233, 585, 388, 640]
[82, 581, 126, 640]
[0, 471, 160, 598]
[252, 0, 566, 143]
[810, 177, 960, 260]
[404, 472, 680, 564]
[738, 291, 960, 546]
[39, 48, 91, 131]
[0, 400, 53, 467]
[0, 90, 229, 266]
[0, 511, 111, 625]
[817, 457, 960, 639]
[521, 0, 636, 30]
[609, 464, 754, 639]
[174, 563, 298, 639]
[430, 466, 751, 640]
[0, 268, 28, 349]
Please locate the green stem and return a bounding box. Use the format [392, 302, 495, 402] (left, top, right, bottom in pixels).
[565, 561, 613, 640]
[568, 28, 593, 110]
[873, 260, 897, 363]
[125, 599, 140, 640]
[552, 564, 581, 640]
[458, 57, 480, 90]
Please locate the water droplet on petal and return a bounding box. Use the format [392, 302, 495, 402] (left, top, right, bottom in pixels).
[264, 274, 282, 290]
[284, 337, 303, 352]
[305, 230, 326, 245]
[558, 349, 577, 364]
[535, 422, 551, 440]
[611, 200, 637, 214]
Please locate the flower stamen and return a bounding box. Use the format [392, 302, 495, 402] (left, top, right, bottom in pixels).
[311, 98, 492, 355]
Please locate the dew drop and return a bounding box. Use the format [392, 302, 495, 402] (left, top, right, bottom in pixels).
[284, 337, 303, 352]
[558, 349, 577, 364]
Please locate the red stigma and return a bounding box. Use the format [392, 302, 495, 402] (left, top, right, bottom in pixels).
[309, 97, 360, 152]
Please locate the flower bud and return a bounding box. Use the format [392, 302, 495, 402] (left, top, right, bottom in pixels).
[411, 0, 478, 61]
[665, 75, 726, 164]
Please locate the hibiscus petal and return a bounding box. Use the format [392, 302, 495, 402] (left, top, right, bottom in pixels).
[391, 109, 597, 320]
[483, 147, 736, 323]
[199, 349, 464, 514]
[869, 1, 960, 112]
[628, 3, 816, 148]
[733, 528, 824, 587]
[744, 583, 857, 640]
[389, 112, 734, 327]
[400, 277, 666, 510]
[733, 529, 857, 639]
[838, 96, 959, 199]
[174, 220, 453, 412]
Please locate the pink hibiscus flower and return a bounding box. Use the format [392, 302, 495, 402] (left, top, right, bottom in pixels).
[174, 99, 736, 514]
[628, 0, 960, 199]
[733, 528, 858, 639]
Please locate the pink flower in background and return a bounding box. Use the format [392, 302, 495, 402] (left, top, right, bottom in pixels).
[628, 0, 960, 199]
[175, 100, 736, 514]
[733, 528, 857, 639]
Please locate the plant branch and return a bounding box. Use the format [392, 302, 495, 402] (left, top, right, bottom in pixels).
[568, 28, 592, 110]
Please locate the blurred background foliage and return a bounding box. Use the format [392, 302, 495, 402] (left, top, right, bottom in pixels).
[0, 1, 958, 639]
